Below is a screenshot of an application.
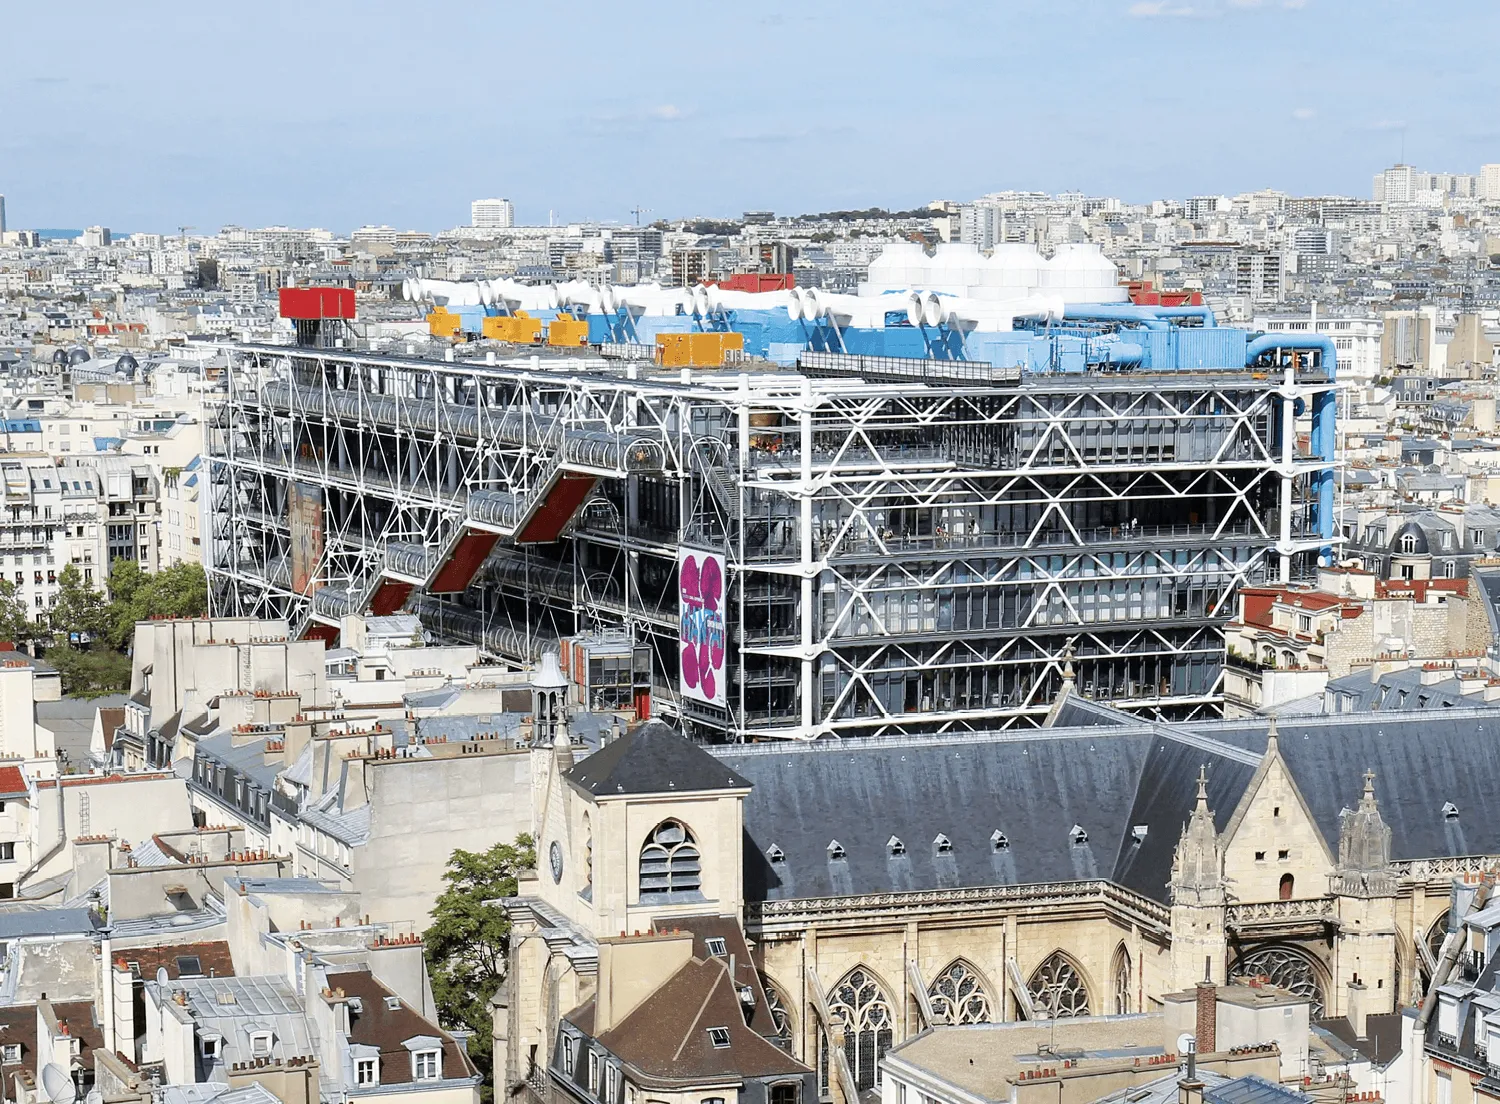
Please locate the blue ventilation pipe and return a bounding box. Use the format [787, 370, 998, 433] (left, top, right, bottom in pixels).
[1244, 334, 1338, 564]
[1061, 305, 1170, 330]
[1154, 305, 1216, 327]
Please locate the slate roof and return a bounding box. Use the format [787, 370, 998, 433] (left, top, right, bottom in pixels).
[1202, 713, 1500, 862]
[0, 907, 99, 938]
[719, 726, 1256, 905]
[329, 967, 476, 1085]
[564, 954, 809, 1088]
[566, 721, 750, 798]
[1321, 668, 1500, 713]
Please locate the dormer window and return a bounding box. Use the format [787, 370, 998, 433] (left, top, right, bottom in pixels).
[1444, 802, 1460, 821]
[412, 1049, 441, 1082]
[1131, 825, 1148, 844]
[200, 1034, 222, 1060]
[766, 844, 785, 864]
[248, 1030, 272, 1058]
[933, 834, 953, 855]
[886, 836, 905, 857]
[1401, 533, 1418, 554]
[385, 996, 402, 1011]
[1070, 825, 1088, 846]
[991, 831, 1009, 852]
[356, 1057, 379, 1085]
[827, 840, 846, 861]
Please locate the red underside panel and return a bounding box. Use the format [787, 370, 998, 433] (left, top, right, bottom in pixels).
[429, 530, 502, 593]
[301, 622, 340, 647]
[517, 474, 597, 543]
[369, 579, 415, 616]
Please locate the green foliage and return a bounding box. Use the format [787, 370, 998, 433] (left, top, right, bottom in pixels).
[46, 643, 132, 697]
[41, 562, 210, 695]
[424, 835, 535, 1097]
[107, 560, 207, 649]
[0, 580, 38, 648]
[50, 565, 111, 644]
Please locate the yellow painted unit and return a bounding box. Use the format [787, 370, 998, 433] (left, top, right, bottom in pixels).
[548, 313, 589, 347]
[483, 312, 543, 343]
[427, 308, 461, 338]
[656, 331, 744, 367]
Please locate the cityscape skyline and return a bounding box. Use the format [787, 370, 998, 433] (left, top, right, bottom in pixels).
[5, 0, 1499, 232]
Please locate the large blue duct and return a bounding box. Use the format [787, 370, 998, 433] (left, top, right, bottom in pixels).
[1245, 334, 1338, 564]
[1155, 305, 1216, 328]
[1061, 305, 1171, 330]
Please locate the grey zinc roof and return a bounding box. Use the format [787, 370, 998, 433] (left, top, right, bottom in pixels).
[1192, 712, 1500, 862]
[566, 721, 750, 797]
[1474, 566, 1500, 643]
[718, 725, 1256, 905]
[0, 907, 98, 938]
[1205, 1075, 1312, 1104]
[195, 731, 281, 790]
[152, 974, 315, 1076]
[1321, 668, 1500, 713]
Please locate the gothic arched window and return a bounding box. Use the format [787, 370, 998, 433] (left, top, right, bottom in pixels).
[639, 820, 701, 899]
[1026, 953, 1090, 1019]
[823, 968, 894, 1092]
[1112, 945, 1132, 1016]
[760, 973, 794, 1048]
[928, 960, 992, 1024]
[581, 813, 593, 895]
[1234, 946, 1326, 1017]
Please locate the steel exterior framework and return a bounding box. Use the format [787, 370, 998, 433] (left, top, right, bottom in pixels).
[208, 345, 1331, 741]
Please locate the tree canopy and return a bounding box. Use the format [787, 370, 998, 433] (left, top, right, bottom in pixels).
[424, 835, 535, 1099]
[39, 560, 209, 696]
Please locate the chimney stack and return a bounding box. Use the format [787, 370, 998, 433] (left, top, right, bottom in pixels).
[1195, 962, 1217, 1055]
[1348, 979, 1367, 1039]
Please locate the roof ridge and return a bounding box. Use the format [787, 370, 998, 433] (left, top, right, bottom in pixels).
[712, 723, 1160, 760]
[672, 958, 727, 1064]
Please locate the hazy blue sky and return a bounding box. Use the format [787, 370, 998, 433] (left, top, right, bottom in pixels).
[4, 0, 1497, 232]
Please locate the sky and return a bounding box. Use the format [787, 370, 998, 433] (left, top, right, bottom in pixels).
[3, 0, 1498, 234]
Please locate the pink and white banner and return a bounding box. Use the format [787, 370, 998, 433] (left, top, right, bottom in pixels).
[679, 547, 727, 708]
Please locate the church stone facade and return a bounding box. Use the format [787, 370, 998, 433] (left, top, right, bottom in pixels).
[502, 699, 1499, 1103]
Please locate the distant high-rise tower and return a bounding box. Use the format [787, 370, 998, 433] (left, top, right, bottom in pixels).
[471, 198, 514, 229]
[0, 194, 6, 235]
[1481, 164, 1500, 202]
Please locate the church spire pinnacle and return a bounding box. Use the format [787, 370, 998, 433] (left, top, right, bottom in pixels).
[1195, 763, 1210, 805]
[1265, 712, 1279, 753]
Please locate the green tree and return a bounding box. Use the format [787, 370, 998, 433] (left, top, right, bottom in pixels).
[46, 643, 131, 697]
[49, 564, 111, 645]
[0, 579, 38, 649]
[424, 835, 535, 1098]
[107, 560, 207, 649]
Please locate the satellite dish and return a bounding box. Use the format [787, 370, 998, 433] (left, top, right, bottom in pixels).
[41, 1063, 77, 1104]
[1177, 1032, 1196, 1055]
[155, 967, 169, 986]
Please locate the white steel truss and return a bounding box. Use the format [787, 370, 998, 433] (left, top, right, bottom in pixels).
[207, 345, 1333, 741]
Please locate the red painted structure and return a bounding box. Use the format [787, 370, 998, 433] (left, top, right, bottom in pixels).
[714, 273, 795, 293]
[279, 287, 356, 320]
[369, 579, 415, 617]
[1125, 279, 1203, 307]
[517, 474, 598, 543]
[428, 531, 502, 593]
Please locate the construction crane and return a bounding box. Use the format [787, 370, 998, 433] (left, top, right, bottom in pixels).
[630, 206, 651, 227]
[178, 225, 196, 248]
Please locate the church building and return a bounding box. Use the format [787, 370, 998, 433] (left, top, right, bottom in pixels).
[500, 688, 1499, 1104]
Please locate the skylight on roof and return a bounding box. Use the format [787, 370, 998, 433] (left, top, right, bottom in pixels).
[707, 1027, 731, 1049]
[176, 955, 203, 976]
[705, 937, 728, 958]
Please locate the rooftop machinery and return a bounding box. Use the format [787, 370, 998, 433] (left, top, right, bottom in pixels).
[210, 339, 1337, 745]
